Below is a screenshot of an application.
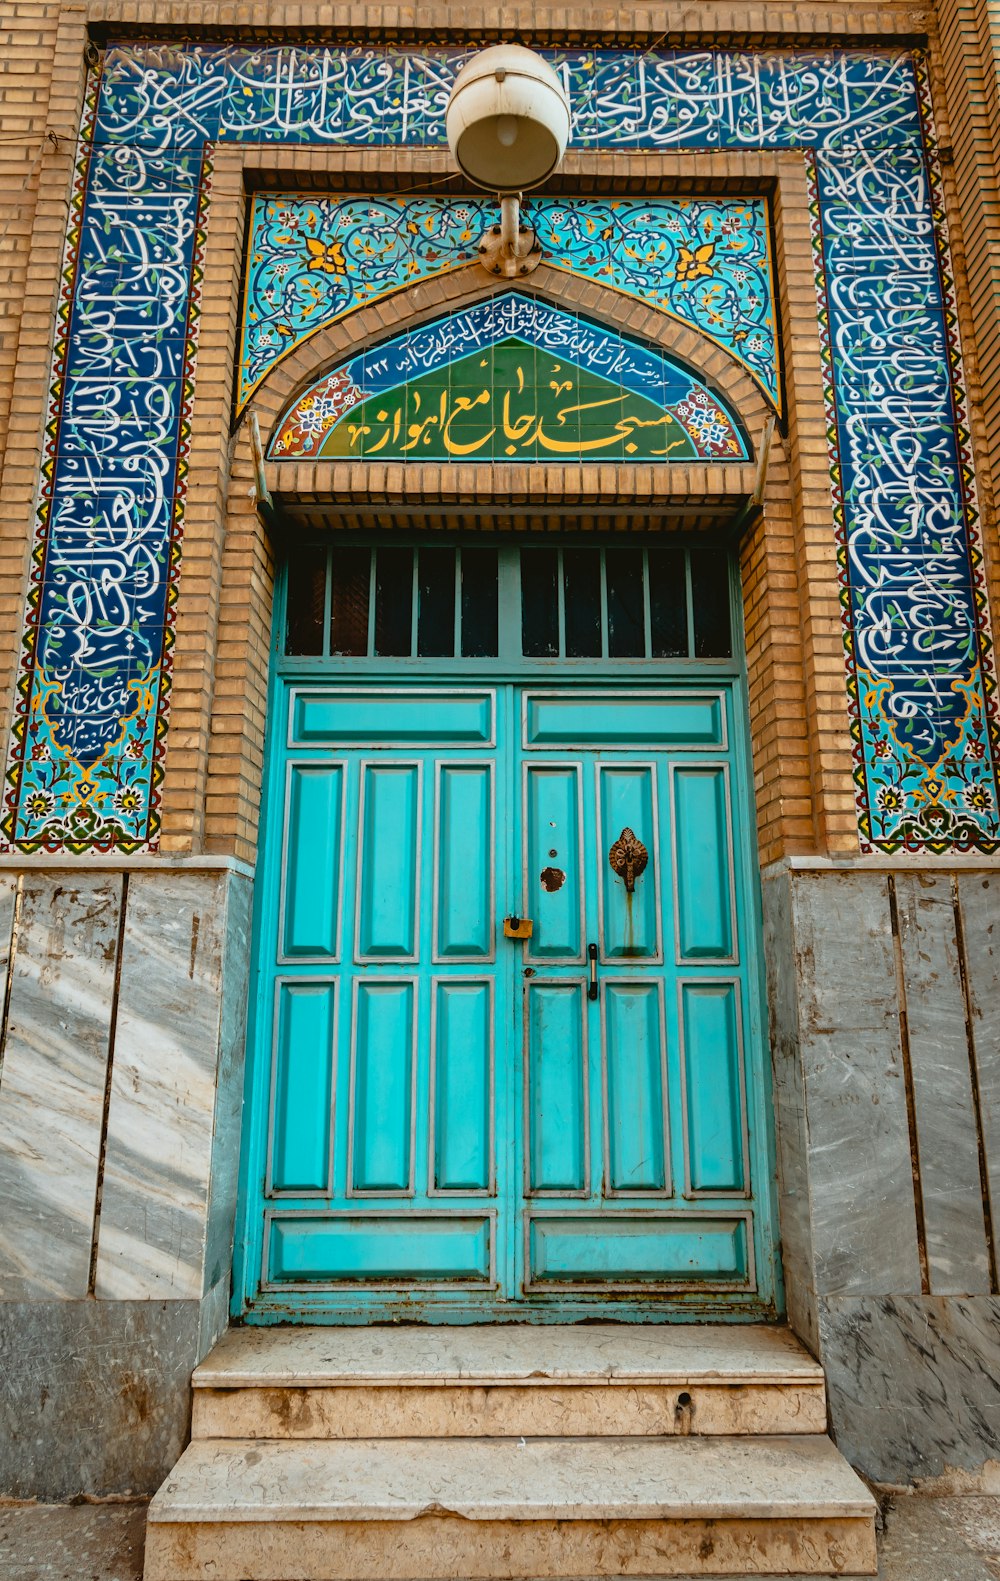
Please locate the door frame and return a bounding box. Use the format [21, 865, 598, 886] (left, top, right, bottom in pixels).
[231, 534, 784, 1324]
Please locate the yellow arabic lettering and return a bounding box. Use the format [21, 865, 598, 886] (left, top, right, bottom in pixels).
[399, 390, 447, 452]
[533, 401, 681, 456]
[360, 405, 403, 454]
[502, 388, 537, 443]
[533, 392, 627, 454]
[442, 388, 496, 456]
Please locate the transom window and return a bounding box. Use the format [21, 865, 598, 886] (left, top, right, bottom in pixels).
[284, 540, 734, 664]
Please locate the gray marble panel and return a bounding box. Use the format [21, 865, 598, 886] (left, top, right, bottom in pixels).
[0, 874, 20, 1010]
[0, 1281, 229, 1498]
[959, 873, 1000, 1271]
[203, 872, 253, 1293]
[791, 872, 922, 1297]
[819, 1293, 1000, 1485]
[0, 876, 121, 1299]
[94, 872, 230, 1301]
[895, 873, 990, 1295]
[761, 868, 818, 1351]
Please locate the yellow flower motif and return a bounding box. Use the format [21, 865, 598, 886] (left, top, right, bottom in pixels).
[964, 783, 995, 813]
[303, 236, 347, 275]
[674, 241, 715, 284]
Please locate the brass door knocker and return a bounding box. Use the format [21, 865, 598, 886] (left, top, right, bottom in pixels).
[608, 827, 648, 893]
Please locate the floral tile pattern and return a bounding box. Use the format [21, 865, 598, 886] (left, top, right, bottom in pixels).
[4, 42, 997, 854]
[239, 195, 778, 413]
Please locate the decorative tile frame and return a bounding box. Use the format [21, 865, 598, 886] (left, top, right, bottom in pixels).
[4, 42, 998, 854]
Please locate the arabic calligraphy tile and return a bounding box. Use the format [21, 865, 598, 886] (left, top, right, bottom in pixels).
[269, 294, 746, 468]
[94, 46, 222, 147]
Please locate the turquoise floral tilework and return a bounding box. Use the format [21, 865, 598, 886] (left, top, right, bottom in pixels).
[239, 195, 778, 414]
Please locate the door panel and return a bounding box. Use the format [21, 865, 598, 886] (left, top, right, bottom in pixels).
[526, 982, 589, 1195]
[524, 765, 585, 962]
[238, 674, 778, 1321]
[671, 764, 736, 962]
[680, 980, 748, 1196]
[525, 1212, 750, 1288]
[349, 980, 416, 1194]
[596, 764, 661, 961]
[291, 686, 495, 745]
[603, 982, 669, 1195]
[431, 979, 494, 1194]
[355, 764, 421, 960]
[268, 980, 336, 1195]
[523, 690, 726, 748]
[280, 763, 344, 960]
[266, 1212, 494, 1284]
[434, 764, 495, 960]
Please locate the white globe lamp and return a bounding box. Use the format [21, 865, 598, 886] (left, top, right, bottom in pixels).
[446, 44, 571, 275]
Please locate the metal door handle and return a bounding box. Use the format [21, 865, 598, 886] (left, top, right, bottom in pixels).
[588, 942, 598, 1000]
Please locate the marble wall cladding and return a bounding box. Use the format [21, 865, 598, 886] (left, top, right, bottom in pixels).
[959, 873, 1000, 1249]
[895, 873, 991, 1295]
[760, 867, 819, 1353]
[784, 872, 923, 1298]
[202, 873, 253, 1295]
[0, 1276, 229, 1499]
[0, 867, 252, 1310]
[818, 1295, 1000, 1485]
[0, 866, 249, 1497]
[0, 876, 122, 1300]
[766, 865, 1000, 1482]
[94, 871, 252, 1301]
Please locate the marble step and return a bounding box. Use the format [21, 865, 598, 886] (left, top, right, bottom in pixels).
[192, 1323, 827, 1440]
[142, 1432, 878, 1580]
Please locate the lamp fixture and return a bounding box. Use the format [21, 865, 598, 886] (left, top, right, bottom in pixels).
[446, 44, 571, 277]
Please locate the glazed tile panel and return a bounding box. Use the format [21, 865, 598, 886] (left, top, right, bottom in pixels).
[240, 195, 779, 413]
[5, 44, 997, 854]
[267, 295, 752, 464]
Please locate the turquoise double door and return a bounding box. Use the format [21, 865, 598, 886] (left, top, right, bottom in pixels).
[236, 675, 779, 1321]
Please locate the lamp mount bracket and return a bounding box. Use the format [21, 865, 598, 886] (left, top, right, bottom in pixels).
[478, 192, 542, 278]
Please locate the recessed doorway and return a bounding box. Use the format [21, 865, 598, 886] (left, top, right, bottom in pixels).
[233, 535, 780, 1322]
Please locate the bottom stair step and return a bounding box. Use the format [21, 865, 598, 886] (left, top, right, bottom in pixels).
[143, 1433, 878, 1580]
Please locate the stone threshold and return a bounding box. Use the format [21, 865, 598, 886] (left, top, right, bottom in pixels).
[194, 1322, 823, 1389]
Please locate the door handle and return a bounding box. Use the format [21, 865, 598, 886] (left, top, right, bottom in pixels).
[588, 942, 598, 1000]
[504, 915, 534, 939]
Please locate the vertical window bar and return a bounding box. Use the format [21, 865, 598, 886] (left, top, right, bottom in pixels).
[599, 546, 610, 660]
[454, 548, 462, 656]
[641, 546, 652, 660]
[557, 548, 566, 659]
[499, 548, 520, 662]
[411, 548, 419, 658]
[366, 548, 376, 658]
[321, 548, 332, 659]
[684, 548, 696, 660]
